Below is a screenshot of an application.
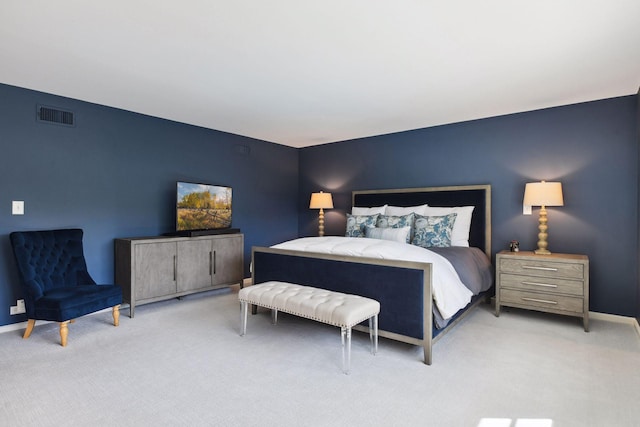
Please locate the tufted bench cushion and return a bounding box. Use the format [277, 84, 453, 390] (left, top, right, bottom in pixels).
[239, 281, 380, 374]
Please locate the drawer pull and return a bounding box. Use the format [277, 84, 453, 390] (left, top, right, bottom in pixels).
[521, 281, 558, 288]
[521, 297, 557, 305]
[523, 265, 558, 272]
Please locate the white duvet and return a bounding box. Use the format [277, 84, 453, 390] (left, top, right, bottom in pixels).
[272, 236, 473, 320]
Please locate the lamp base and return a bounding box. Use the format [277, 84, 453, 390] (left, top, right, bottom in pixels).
[317, 208, 325, 237]
[534, 206, 551, 255]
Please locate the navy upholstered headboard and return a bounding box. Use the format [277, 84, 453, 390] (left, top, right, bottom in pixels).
[352, 185, 491, 256]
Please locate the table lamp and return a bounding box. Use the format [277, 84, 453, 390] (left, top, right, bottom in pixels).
[523, 181, 564, 254]
[309, 191, 333, 236]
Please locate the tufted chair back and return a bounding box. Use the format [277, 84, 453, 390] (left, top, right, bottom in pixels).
[10, 229, 96, 317]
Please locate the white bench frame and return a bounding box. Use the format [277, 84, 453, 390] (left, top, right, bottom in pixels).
[239, 281, 380, 374]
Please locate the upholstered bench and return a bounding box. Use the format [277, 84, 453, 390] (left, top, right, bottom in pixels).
[239, 281, 380, 374]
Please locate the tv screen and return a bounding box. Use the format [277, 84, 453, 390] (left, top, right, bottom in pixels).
[176, 181, 232, 231]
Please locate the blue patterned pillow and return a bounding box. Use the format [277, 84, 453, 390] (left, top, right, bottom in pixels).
[345, 214, 379, 237]
[376, 213, 414, 243]
[411, 213, 458, 248]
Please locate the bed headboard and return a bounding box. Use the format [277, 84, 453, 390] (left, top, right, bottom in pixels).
[352, 184, 491, 257]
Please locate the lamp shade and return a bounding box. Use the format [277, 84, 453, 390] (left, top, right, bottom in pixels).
[309, 191, 333, 209]
[523, 181, 564, 207]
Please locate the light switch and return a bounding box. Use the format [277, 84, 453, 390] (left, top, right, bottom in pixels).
[12, 201, 24, 215]
[523, 204, 532, 215]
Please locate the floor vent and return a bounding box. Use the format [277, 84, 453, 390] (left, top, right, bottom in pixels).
[37, 105, 75, 126]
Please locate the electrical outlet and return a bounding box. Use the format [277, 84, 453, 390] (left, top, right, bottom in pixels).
[9, 299, 26, 315]
[523, 204, 532, 215]
[12, 201, 25, 215]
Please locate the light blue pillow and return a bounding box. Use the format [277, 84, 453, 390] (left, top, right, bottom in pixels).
[364, 226, 411, 243]
[375, 213, 414, 243]
[411, 213, 457, 248]
[345, 214, 379, 238]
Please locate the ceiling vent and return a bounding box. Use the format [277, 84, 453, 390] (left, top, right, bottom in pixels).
[37, 105, 75, 126]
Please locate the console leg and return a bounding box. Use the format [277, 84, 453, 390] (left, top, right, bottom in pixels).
[583, 315, 589, 332]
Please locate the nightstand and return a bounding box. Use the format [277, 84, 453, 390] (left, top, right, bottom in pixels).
[495, 251, 589, 331]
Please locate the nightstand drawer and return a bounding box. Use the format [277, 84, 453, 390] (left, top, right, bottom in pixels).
[499, 273, 584, 296]
[500, 258, 584, 280]
[500, 289, 583, 314]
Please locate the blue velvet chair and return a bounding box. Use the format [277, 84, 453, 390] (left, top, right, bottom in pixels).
[10, 229, 123, 346]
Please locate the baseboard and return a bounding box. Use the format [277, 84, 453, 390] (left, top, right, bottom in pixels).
[0, 319, 30, 335]
[589, 311, 640, 338]
[0, 280, 252, 336]
[589, 311, 635, 324]
[3, 301, 637, 339]
[0, 304, 131, 336]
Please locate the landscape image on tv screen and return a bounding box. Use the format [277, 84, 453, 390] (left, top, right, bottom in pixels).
[177, 182, 232, 231]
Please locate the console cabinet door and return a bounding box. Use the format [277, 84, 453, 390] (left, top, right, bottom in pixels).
[176, 235, 244, 291]
[134, 242, 177, 300]
[176, 239, 213, 292]
[211, 235, 243, 286]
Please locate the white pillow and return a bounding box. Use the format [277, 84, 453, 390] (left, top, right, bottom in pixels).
[422, 206, 474, 247]
[364, 226, 411, 244]
[351, 205, 387, 215]
[385, 204, 429, 216]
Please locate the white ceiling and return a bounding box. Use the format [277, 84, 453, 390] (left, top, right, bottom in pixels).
[1, 1, 639, 148]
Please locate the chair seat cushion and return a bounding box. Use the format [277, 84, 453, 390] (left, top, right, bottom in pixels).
[34, 285, 123, 322]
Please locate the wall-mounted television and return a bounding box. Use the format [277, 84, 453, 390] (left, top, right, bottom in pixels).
[176, 181, 233, 233]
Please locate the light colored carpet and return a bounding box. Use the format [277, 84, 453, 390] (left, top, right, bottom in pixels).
[0, 286, 638, 427]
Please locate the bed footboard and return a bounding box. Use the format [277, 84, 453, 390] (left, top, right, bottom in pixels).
[251, 246, 434, 364]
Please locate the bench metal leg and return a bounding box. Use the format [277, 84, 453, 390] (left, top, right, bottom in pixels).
[240, 301, 248, 336]
[369, 315, 378, 355]
[271, 309, 278, 325]
[341, 326, 352, 375]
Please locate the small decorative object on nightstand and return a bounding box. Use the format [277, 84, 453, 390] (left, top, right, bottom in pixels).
[495, 250, 589, 331]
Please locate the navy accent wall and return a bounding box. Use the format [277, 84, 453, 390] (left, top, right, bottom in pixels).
[299, 95, 638, 317]
[0, 83, 299, 327]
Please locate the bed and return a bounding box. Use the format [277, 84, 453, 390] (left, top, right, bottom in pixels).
[251, 185, 493, 365]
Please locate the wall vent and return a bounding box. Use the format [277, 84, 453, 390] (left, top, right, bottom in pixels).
[37, 105, 75, 126]
[234, 144, 251, 156]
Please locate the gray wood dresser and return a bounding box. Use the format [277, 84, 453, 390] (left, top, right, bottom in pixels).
[115, 233, 244, 317]
[495, 250, 589, 331]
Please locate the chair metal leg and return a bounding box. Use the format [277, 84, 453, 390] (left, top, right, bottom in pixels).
[23, 319, 36, 339]
[59, 321, 69, 347]
[240, 301, 248, 336]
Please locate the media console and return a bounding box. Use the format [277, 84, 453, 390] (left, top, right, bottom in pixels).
[115, 233, 244, 317]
